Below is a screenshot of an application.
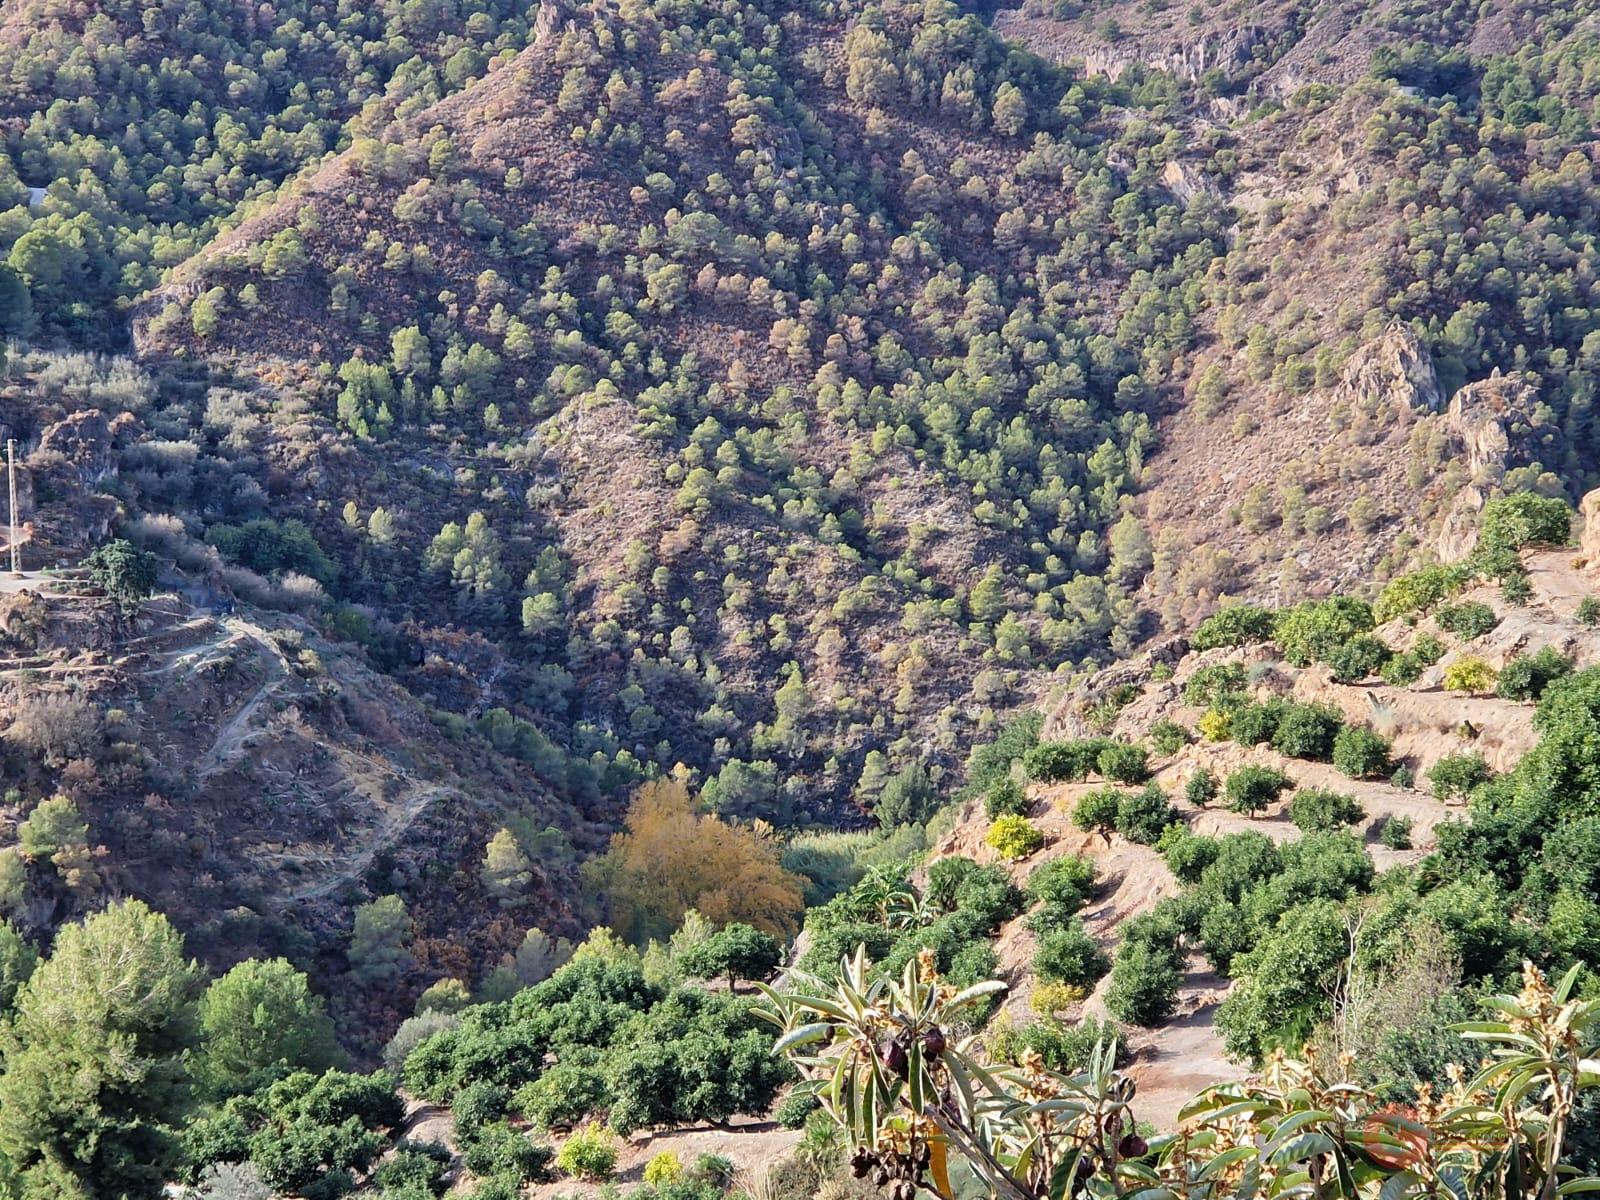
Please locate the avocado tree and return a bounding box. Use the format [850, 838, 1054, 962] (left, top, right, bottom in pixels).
[678, 922, 782, 992]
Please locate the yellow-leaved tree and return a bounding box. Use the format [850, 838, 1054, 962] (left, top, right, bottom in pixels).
[587, 778, 804, 944]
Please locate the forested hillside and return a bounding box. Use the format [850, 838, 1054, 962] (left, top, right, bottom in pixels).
[121, 0, 1230, 823]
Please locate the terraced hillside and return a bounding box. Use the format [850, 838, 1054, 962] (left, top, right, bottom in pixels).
[0, 578, 590, 1033]
[927, 537, 1596, 1124]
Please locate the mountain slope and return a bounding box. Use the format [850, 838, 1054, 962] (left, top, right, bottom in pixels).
[125, 0, 1244, 818]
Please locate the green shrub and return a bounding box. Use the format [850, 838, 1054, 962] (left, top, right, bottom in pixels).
[1412, 634, 1447, 664]
[644, 1151, 684, 1187]
[1184, 663, 1247, 707]
[1379, 815, 1415, 850]
[985, 776, 1030, 819]
[1072, 788, 1123, 836]
[1025, 856, 1097, 912]
[1116, 784, 1177, 845]
[555, 1123, 618, 1180]
[1380, 652, 1424, 686]
[373, 1142, 450, 1198]
[1273, 597, 1374, 666]
[985, 815, 1044, 860]
[677, 923, 782, 988]
[1579, 597, 1600, 627]
[1477, 492, 1571, 552]
[1184, 768, 1218, 808]
[462, 1122, 554, 1185]
[1030, 981, 1087, 1014]
[1436, 601, 1499, 640]
[1287, 788, 1364, 833]
[1096, 742, 1150, 784]
[1149, 719, 1190, 756]
[1270, 703, 1343, 760]
[1327, 635, 1391, 683]
[1160, 827, 1219, 883]
[965, 713, 1043, 792]
[1223, 765, 1292, 815]
[1192, 605, 1276, 650]
[1229, 700, 1287, 746]
[923, 857, 979, 911]
[1373, 563, 1475, 623]
[1501, 573, 1533, 605]
[989, 1016, 1124, 1073]
[1429, 752, 1490, 802]
[1197, 707, 1232, 741]
[1105, 939, 1181, 1026]
[452, 1081, 509, 1142]
[1332, 726, 1392, 778]
[1443, 656, 1497, 694]
[1023, 739, 1107, 782]
[1034, 923, 1110, 989]
[1496, 646, 1571, 701]
[513, 1059, 604, 1131]
[83, 539, 159, 614]
[463, 1180, 518, 1200]
[773, 1090, 817, 1130]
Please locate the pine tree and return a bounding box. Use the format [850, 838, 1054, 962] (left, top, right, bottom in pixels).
[197, 958, 339, 1098]
[0, 900, 202, 1199]
[348, 895, 413, 985]
[481, 828, 533, 903]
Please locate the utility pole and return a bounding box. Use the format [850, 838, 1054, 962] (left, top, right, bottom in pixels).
[7, 438, 18, 577]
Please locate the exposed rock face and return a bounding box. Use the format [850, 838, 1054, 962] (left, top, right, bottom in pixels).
[1159, 160, 1218, 205]
[33, 409, 138, 487]
[1330, 323, 1443, 414]
[1043, 634, 1191, 740]
[532, 0, 571, 44]
[1079, 24, 1274, 82]
[1580, 487, 1600, 565]
[1444, 369, 1547, 480]
[1437, 485, 1486, 562]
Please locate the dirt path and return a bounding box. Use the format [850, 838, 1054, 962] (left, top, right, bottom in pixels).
[933, 713, 1467, 1125]
[194, 617, 291, 780]
[1120, 965, 1233, 1127]
[1526, 548, 1595, 610]
[275, 782, 462, 904]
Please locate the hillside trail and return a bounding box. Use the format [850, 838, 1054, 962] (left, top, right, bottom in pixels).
[124, 602, 477, 907]
[194, 616, 292, 780]
[273, 780, 463, 904]
[934, 689, 1475, 1126]
[1526, 547, 1593, 609]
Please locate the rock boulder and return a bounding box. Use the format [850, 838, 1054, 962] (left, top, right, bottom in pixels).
[1331, 323, 1443, 415]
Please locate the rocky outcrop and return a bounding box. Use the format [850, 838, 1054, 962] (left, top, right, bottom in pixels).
[1444, 369, 1548, 480]
[1043, 635, 1191, 740]
[33, 409, 139, 487]
[1078, 24, 1274, 82]
[1330, 323, 1443, 415]
[1159, 160, 1218, 205]
[532, 0, 571, 44]
[1580, 487, 1600, 565]
[1437, 485, 1486, 562]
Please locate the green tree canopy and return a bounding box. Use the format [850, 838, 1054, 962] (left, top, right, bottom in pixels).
[0, 899, 203, 1199]
[197, 958, 340, 1099]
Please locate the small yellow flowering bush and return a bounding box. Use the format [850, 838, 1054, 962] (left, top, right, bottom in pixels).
[1443, 655, 1498, 695]
[985, 814, 1044, 860]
